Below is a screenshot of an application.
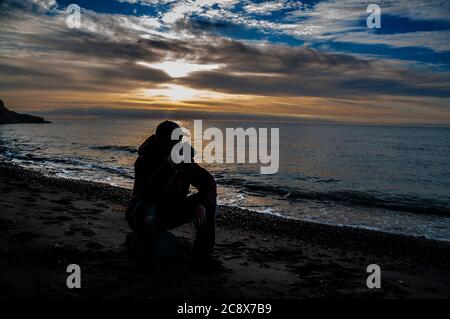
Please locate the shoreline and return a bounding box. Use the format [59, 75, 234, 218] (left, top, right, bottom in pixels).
[1, 160, 449, 298]
[4, 160, 450, 246]
[3, 159, 450, 243]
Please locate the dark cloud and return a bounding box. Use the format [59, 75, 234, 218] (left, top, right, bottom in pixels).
[29, 28, 168, 61]
[175, 67, 450, 98]
[175, 17, 236, 34]
[0, 57, 171, 93]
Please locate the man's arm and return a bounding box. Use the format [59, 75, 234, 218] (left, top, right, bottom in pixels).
[190, 163, 217, 210]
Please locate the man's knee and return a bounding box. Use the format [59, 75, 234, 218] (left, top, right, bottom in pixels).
[142, 215, 158, 232]
[137, 204, 161, 234]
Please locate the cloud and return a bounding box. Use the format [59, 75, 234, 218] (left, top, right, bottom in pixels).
[133, 35, 450, 99]
[0, 0, 449, 124]
[153, 0, 450, 53]
[321, 30, 450, 52]
[159, 0, 239, 23]
[243, 0, 294, 15]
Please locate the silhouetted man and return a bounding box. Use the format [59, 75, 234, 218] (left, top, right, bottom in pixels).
[126, 120, 219, 269]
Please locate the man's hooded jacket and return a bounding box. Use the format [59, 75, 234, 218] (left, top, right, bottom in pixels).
[131, 134, 217, 210]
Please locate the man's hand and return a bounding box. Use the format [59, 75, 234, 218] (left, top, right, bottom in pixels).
[193, 204, 206, 229]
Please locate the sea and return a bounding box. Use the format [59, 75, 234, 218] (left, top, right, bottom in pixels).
[1, 119, 449, 242]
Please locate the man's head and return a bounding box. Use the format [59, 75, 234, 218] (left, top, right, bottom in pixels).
[155, 120, 181, 152]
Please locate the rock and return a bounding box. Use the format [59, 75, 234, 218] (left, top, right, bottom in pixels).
[0, 99, 50, 124]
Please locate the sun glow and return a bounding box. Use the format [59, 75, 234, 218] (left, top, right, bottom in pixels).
[143, 84, 224, 101]
[137, 60, 223, 78]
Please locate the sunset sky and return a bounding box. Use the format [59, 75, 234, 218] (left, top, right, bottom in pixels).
[1, 0, 450, 124]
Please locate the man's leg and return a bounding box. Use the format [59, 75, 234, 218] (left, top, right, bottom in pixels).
[162, 194, 217, 257]
[184, 195, 217, 258]
[192, 201, 216, 257]
[132, 201, 163, 259]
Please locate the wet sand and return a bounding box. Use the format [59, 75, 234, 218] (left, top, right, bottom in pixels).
[0, 161, 449, 299]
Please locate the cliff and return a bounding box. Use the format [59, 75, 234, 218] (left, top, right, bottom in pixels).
[0, 99, 50, 124]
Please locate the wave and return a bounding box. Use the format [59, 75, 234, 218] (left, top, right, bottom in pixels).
[0, 149, 133, 179]
[0, 150, 85, 166]
[217, 177, 450, 217]
[90, 145, 137, 153]
[87, 163, 133, 179]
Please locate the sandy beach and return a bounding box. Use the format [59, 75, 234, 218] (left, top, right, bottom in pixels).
[0, 161, 449, 299]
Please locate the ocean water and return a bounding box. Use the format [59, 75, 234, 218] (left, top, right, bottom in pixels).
[1, 119, 450, 241]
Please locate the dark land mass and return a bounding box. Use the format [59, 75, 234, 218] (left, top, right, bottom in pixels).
[0, 99, 50, 125]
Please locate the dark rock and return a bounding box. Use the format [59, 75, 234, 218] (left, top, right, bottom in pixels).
[0, 99, 50, 124]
